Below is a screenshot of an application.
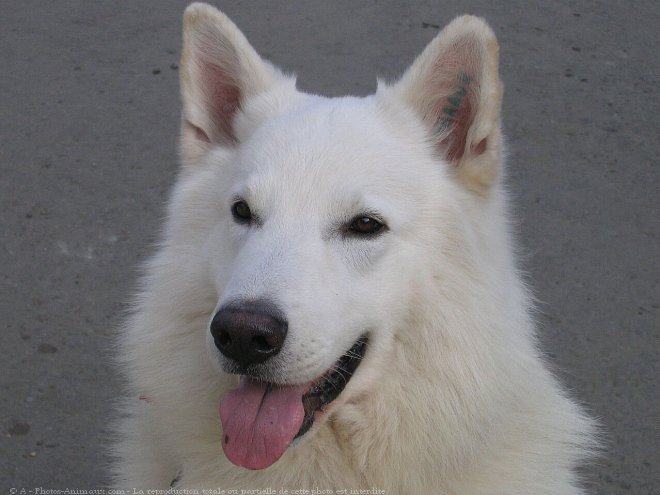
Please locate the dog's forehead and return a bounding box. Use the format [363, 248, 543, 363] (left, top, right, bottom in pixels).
[235, 95, 430, 196]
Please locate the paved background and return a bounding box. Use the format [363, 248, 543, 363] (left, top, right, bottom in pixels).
[1, 1, 658, 493]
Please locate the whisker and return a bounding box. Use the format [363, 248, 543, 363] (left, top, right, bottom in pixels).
[329, 365, 350, 385]
[343, 350, 363, 360]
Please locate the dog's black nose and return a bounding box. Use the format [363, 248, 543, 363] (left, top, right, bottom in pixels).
[210, 300, 287, 368]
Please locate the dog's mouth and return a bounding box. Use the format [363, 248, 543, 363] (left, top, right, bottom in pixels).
[219, 335, 368, 470]
[297, 335, 368, 439]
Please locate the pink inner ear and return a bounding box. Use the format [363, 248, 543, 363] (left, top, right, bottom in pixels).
[439, 82, 473, 163]
[434, 71, 477, 165]
[203, 61, 241, 144]
[424, 36, 483, 165]
[192, 123, 211, 143]
[473, 137, 487, 155]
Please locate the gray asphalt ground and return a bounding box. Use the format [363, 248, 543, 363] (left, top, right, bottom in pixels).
[1, 1, 658, 493]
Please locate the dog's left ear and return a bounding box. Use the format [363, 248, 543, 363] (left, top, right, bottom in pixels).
[387, 16, 503, 192]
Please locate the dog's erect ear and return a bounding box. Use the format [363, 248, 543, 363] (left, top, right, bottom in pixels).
[179, 3, 288, 162]
[388, 16, 503, 192]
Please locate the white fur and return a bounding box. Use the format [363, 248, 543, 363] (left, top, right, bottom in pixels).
[112, 3, 596, 493]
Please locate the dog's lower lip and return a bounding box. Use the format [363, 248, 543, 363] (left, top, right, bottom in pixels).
[295, 335, 368, 439]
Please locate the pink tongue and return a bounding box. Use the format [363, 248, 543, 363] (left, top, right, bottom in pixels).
[219, 377, 308, 470]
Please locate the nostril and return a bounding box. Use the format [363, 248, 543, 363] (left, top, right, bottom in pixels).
[252, 335, 274, 353]
[217, 330, 231, 348]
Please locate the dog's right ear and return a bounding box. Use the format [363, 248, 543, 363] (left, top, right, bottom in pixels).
[179, 3, 288, 163]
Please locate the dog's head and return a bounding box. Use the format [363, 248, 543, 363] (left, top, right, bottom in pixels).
[173, 2, 502, 470]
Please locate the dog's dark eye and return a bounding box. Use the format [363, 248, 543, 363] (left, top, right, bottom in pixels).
[348, 216, 385, 236]
[231, 200, 252, 223]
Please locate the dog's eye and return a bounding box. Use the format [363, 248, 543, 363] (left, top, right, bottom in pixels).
[231, 200, 252, 223]
[348, 216, 385, 236]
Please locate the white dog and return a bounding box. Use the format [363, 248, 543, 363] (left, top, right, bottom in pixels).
[113, 3, 595, 493]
